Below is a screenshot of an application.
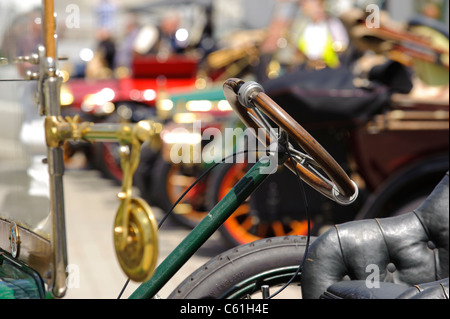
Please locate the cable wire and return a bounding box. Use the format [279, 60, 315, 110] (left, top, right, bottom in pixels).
[267, 142, 311, 299]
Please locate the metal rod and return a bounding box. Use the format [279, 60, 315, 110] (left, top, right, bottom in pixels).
[261, 285, 270, 299]
[47, 147, 68, 298]
[0, 79, 35, 82]
[42, 0, 68, 298]
[43, 0, 56, 59]
[83, 123, 123, 142]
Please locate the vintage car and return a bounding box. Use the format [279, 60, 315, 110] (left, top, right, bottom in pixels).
[60, 0, 265, 181]
[1, 0, 448, 299]
[68, 55, 200, 182]
[137, 11, 449, 246]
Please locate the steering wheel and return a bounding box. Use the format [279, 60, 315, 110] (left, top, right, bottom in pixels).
[223, 78, 358, 205]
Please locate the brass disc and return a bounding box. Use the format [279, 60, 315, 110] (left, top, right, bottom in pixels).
[114, 198, 158, 282]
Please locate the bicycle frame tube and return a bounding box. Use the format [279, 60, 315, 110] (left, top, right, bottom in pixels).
[130, 158, 273, 299]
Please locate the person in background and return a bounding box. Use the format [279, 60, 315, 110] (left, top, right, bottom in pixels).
[131, 10, 187, 60]
[420, 1, 442, 20]
[256, 0, 299, 81]
[257, 0, 350, 82]
[114, 17, 140, 72]
[85, 28, 116, 79]
[85, 0, 117, 79]
[158, 11, 187, 57]
[96, 28, 116, 70]
[295, 0, 349, 69]
[95, 0, 117, 32]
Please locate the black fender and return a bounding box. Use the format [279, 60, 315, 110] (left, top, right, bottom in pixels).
[355, 154, 449, 220]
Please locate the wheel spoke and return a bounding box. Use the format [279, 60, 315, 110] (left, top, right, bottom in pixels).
[247, 110, 278, 141]
[256, 223, 269, 238]
[232, 203, 251, 217]
[271, 221, 286, 237]
[240, 216, 256, 231]
[289, 220, 310, 236]
[288, 146, 316, 166]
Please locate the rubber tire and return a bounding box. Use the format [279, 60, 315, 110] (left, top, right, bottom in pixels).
[150, 156, 176, 212]
[168, 235, 313, 299]
[134, 147, 161, 207]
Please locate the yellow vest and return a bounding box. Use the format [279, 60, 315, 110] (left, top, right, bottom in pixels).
[297, 25, 341, 68]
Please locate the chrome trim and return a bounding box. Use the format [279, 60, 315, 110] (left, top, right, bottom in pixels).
[332, 180, 359, 206]
[0, 218, 52, 283]
[237, 81, 264, 109]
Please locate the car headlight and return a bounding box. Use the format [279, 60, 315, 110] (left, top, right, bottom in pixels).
[60, 84, 74, 106]
[217, 100, 232, 111]
[173, 113, 197, 124]
[81, 88, 116, 115]
[186, 100, 212, 112]
[161, 131, 202, 145]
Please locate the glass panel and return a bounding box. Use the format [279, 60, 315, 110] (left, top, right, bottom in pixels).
[0, 4, 51, 240]
[0, 252, 46, 299]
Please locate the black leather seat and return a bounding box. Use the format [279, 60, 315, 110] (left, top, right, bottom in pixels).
[301, 172, 449, 299]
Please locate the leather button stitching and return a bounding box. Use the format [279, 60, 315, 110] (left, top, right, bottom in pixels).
[427, 241, 436, 250]
[387, 263, 396, 273]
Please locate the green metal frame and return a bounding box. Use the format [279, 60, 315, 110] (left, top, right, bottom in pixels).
[130, 158, 272, 299]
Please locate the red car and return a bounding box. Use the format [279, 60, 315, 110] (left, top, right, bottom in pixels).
[62, 55, 198, 119]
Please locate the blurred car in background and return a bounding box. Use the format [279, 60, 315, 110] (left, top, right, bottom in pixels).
[135, 6, 449, 247]
[60, 0, 272, 179]
[57, 1, 448, 247]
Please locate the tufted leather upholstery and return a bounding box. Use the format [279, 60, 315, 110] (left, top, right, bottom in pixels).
[301, 172, 449, 299]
